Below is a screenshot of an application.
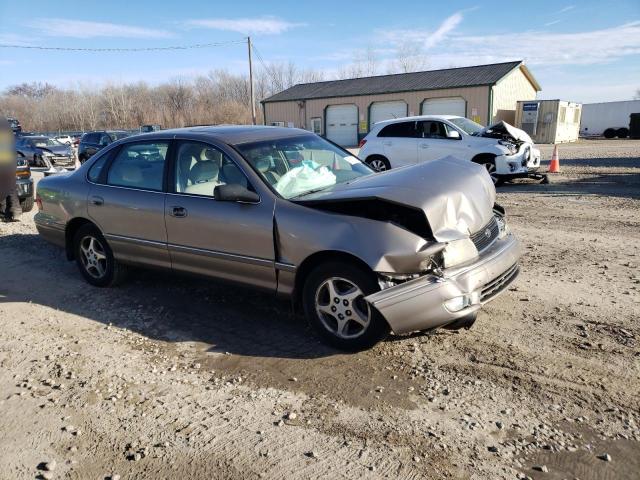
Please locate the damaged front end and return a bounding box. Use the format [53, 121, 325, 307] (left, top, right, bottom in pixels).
[285, 157, 521, 334]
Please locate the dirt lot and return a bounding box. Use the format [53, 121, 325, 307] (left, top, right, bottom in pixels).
[1, 139, 639, 480]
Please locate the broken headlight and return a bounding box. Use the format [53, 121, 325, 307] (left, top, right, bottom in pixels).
[496, 215, 510, 238]
[498, 140, 517, 155]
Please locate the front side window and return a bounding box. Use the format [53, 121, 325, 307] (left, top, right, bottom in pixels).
[174, 141, 249, 198]
[419, 121, 448, 139]
[236, 134, 372, 199]
[106, 141, 169, 191]
[378, 121, 417, 138]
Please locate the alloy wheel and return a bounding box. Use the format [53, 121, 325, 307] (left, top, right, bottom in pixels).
[79, 235, 108, 279]
[369, 159, 388, 172]
[483, 162, 499, 185]
[315, 277, 371, 339]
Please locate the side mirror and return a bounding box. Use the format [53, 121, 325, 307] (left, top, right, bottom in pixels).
[214, 183, 260, 203]
[447, 129, 461, 140]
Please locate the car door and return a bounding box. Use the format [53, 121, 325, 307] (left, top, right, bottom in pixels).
[164, 139, 277, 291]
[417, 121, 468, 163]
[377, 121, 418, 167]
[87, 139, 171, 269]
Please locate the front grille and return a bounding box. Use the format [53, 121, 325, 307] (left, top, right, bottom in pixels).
[470, 216, 499, 252]
[480, 263, 519, 302]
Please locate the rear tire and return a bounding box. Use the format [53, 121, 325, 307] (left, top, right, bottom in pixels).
[603, 128, 616, 139]
[73, 224, 128, 287]
[365, 155, 391, 172]
[616, 127, 629, 139]
[302, 261, 389, 351]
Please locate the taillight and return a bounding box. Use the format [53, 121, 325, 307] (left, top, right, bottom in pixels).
[358, 139, 367, 148]
[36, 194, 43, 211]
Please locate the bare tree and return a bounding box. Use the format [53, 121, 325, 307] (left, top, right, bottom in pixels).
[390, 41, 428, 73]
[634, 88, 640, 100]
[0, 61, 329, 132]
[337, 45, 379, 79]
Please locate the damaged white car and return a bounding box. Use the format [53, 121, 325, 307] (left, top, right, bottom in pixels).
[359, 115, 541, 185]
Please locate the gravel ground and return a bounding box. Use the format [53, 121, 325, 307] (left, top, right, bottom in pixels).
[1, 140, 639, 480]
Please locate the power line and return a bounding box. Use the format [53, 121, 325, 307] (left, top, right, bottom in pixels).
[0, 39, 245, 52]
[251, 43, 281, 86]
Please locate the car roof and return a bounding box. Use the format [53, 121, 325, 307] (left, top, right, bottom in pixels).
[373, 115, 462, 127]
[134, 125, 312, 145]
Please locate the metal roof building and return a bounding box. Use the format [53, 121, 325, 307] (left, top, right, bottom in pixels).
[261, 61, 541, 146]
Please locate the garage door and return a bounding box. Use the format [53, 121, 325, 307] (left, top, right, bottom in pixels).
[370, 101, 407, 126]
[326, 104, 358, 146]
[421, 97, 466, 117]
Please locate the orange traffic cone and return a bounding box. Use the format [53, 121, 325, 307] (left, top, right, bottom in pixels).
[548, 145, 560, 173]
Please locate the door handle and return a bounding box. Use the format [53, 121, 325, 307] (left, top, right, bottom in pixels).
[170, 206, 188, 218]
[382, 141, 392, 146]
[420, 143, 429, 149]
[91, 195, 104, 206]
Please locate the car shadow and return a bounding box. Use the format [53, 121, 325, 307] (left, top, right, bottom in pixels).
[0, 232, 337, 360]
[500, 172, 640, 200]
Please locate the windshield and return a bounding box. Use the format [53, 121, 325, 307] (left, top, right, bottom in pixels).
[33, 137, 62, 147]
[236, 134, 373, 199]
[448, 117, 484, 135]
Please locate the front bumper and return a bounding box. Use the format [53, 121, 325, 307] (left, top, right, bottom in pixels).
[495, 146, 540, 177]
[16, 178, 34, 200]
[365, 233, 521, 334]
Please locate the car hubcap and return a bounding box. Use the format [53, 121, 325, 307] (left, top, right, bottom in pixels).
[79, 236, 107, 279]
[483, 162, 499, 185]
[315, 277, 370, 339]
[369, 159, 387, 172]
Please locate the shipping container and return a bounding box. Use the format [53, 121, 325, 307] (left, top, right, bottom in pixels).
[515, 100, 581, 144]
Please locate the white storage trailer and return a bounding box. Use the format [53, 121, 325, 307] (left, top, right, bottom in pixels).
[580, 100, 640, 138]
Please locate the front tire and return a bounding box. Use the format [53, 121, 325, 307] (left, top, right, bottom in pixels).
[302, 262, 389, 351]
[73, 224, 127, 287]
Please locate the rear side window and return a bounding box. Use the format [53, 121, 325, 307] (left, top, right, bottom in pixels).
[83, 133, 98, 144]
[106, 141, 169, 191]
[378, 121, 416, 138]
[88, 152, 110, 183]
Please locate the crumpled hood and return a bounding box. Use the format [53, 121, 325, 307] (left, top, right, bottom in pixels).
[479, 121, 533, 144]
[297, 156, 496, 242]
[38, 145, 71, 156]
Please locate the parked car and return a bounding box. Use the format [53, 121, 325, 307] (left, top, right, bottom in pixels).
[7, 117, 21, 134]
[35, 126, 520, 350]
[15, 135, 75, 168]
[358, 115, 541, 185]
[78, 130, 130, 163]
[55, 134, 74, 145]
[15, 153, 34, 212]
[140, 124, 161, 133]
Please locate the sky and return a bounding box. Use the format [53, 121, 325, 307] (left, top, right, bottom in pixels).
[0, 0, 639, 103]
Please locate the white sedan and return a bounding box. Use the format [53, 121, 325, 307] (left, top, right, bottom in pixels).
[358, 115, 540, 185]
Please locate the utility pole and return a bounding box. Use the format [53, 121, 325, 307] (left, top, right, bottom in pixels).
[247, 36, 256, 125]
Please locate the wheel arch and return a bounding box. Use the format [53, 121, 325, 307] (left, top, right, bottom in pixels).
[293, 250, 376, 306]
[471, 152, 497, 164]
[65, 217, 96, 261]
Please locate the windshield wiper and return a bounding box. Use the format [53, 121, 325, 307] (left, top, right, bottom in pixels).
[291, 186, 332, 199]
